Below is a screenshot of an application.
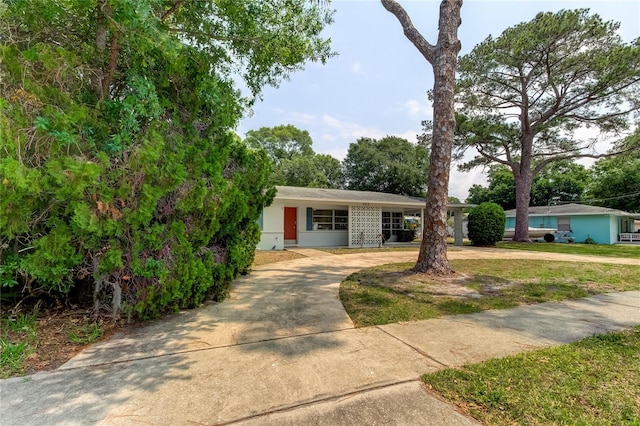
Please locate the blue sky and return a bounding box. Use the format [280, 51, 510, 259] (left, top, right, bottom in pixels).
[238, 1, 640, 200]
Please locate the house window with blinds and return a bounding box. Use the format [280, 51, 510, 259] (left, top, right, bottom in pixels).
[312, 209, 348, 230]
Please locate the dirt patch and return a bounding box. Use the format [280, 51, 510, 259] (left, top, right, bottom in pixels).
[2, 304, 140, 376]
[252, 250, 307, 267]
[372, 270, 520, 299]
[400, 272, 483, 299]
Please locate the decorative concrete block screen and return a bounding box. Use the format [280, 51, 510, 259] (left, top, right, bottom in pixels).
[349, 205, 382, 247]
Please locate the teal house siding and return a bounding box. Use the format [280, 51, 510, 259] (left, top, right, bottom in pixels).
[570, 215, 612, 244]
[503, 204, 640, 245]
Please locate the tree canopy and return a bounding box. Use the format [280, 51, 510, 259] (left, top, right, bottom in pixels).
[342, 136, 429, 197]
[454, 9, 640, 241]
[467, 161, 591, 209]
[243, 124, 343, 188]
[244, 125, 315, 163]
[587, 148, 640, 213]
[0, 0, 334, 317]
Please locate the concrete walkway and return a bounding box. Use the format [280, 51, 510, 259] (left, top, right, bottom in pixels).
[2, 247, 640, 425]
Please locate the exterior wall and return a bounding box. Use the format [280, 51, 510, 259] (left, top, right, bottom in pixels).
[505, 214, 622, 245]
[349, 205, 382, 247]
[257, 200, 349, 250]
[258, 197, 428, 250]
[258, 199, 286, 250]
[505, 216, 559, 229]
[569, 215, 614, 244]
[528, 216, 558, 229]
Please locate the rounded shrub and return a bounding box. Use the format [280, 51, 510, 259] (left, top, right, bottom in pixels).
[467, 202, 506, 247]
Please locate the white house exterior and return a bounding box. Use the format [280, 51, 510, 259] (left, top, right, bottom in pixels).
[258, 186, 471, 250]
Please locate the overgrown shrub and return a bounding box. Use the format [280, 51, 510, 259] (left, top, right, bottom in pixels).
[397, 229, 416, 242]
[0, 0, 331, 319]
[467, 202, 506, 246]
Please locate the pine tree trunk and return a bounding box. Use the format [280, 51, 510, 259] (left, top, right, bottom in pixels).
[513, 170, 533, 241]
[513, 133, 534, 241]
[414, 1, 462, 274]
[382, 0, 461, 273]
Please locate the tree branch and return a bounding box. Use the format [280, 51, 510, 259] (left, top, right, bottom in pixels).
[476, 144, 516, 169]
[101, 33, 120, 99]
[381, 0, 436, 64]
[532, 146, 637, 175]
[162, 0, 184, 23]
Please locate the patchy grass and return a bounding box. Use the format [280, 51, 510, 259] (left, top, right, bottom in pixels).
[68, 323, 104, 345]
[422, 326, 640, 425]
[0, 311, 38, 378]
[497, 241, 640, 259]
[0, 306, 133, 379]
[339, 259, 640, 327]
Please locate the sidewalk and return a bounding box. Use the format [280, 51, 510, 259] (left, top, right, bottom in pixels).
[1, 250, 639, 425]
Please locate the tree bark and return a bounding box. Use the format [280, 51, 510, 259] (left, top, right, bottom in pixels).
[383, 0, 462, 274]
[513, 167, 533, 242]
[513, 133, 534, 241]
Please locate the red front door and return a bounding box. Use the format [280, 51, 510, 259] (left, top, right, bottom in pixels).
[284, 207, 297, 240]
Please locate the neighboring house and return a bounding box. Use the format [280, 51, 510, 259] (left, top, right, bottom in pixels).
[258, 186, 472, 250]
[504, 204, 640, 245]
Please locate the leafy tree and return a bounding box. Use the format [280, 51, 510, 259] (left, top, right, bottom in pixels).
[273, 154, 344, 189]
[466, 161, 590, 209]
[530, 161, 591, 206]
[454, 9, 640, 241]
[467, 202, 506, 247]
[313, 154, 344, 189]
[342, 136, 429, 196]
[587, 147, 640, 212]
[243, 124, 343, 188]
[0, 0, 333, 318]
[466, 166, 517, 209]
[244, 124, 314, 163]
[382, 0, 462, 274]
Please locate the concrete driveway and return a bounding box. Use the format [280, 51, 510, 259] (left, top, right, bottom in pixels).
[2, 247, 639, 425]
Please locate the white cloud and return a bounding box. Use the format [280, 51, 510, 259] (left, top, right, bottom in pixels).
[351, 62, 363, 74]
[449, 168, 487, 201]
[404, 99, 431, 120]
[321, 114, 388, 141]
[289, 112, 315, 125]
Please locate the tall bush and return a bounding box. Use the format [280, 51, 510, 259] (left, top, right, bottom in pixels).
[467, 202, 506, 246]
[0, 0, 333, 318]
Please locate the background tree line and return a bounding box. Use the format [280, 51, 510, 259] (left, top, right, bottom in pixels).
[243, 124, 430, 197]
[243, 123, 639, 213]
[466, 150, 640, 213]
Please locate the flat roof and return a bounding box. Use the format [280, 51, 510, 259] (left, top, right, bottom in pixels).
[274, 186, 473, 209]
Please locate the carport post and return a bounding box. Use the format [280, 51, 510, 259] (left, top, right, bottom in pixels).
[452, 207, 463, 246]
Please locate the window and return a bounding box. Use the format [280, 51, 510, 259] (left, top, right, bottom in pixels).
[313, 209, 348, 230]
[382, 212, 404, 237]
[558, 217, 571, 232]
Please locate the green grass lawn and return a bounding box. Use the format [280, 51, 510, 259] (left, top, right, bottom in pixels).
[423, 326, 640, 425]
[339, 259, 640, 327]
[317, 240, 640, 259]
[497, 241, 640, 258]
[0, 312, 37, 378]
